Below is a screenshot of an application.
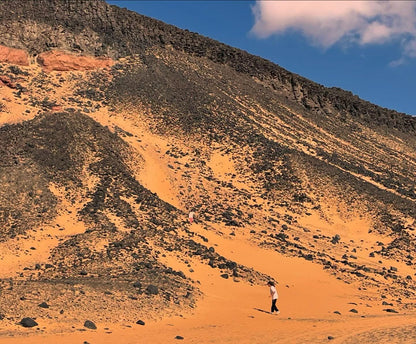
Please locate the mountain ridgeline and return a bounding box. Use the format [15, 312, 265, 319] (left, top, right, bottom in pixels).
[0, 0, 415, 132]
[0, 0, 415, 327]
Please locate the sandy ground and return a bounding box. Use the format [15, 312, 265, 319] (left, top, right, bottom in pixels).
[1, 223, 415, 343]
[1, 183, 414, 344]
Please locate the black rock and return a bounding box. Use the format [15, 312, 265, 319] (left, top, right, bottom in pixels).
[328, 335, 335, 340]
[349, 309, 358, 313]
[175, 335, 184, 340]
[133, 281, 142, 288]
[20, 317, 38, 328]
[84, 320, 97, 329]
[38, 302, 49, 308]
[383, 308, 398, 313]
[136, 320, 145, 325]
[146, 285, 159, 295]
[220, 273, 229, 279]
[225, 261, 237, 270]
[331, 234, 340, 244]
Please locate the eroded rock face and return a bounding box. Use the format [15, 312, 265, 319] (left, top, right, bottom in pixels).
[37, 50, 113, 72]
[0, 45, 29, 65]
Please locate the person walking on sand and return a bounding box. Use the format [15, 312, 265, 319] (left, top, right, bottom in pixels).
[188, 211, 195, 223]
[267, 281, 280, 314]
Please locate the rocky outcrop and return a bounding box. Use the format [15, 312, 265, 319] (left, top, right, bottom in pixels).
[0, 45, 29, 65]
[37, 50, 113, 72]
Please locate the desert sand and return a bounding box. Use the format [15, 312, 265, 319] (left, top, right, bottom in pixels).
[1, 219, 416, 343]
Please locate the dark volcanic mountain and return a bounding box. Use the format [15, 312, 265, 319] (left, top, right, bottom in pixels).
[0, 0, 415, 337]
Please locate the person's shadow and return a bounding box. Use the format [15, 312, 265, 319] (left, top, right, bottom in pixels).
[253, 308, 270, 314]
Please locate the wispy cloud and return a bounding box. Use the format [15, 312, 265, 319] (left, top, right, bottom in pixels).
[251, 1, 416, 64]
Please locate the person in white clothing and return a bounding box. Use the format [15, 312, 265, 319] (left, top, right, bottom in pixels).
[267, 281, 280, 314]
[188, 211, 195, 223]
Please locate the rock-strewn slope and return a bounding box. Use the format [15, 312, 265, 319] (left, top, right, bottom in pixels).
[0, 111, 268, 325]
[0, 0, 415, 335]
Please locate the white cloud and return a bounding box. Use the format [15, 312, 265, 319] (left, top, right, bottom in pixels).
[404, 39, 416, 58]
[251, 1, 416, 61]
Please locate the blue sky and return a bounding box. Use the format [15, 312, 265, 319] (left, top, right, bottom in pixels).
[107, 1, 415, 116]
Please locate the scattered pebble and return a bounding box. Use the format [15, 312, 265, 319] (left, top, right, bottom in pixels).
[38, 302, 49, 309]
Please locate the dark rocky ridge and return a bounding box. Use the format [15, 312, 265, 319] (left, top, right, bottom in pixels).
[0, 111, 173, 237]
[0, 0, 415, 133]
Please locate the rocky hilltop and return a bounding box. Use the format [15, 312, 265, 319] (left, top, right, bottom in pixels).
[0, 0, 415, 341]
[1, 0, 415, 132]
